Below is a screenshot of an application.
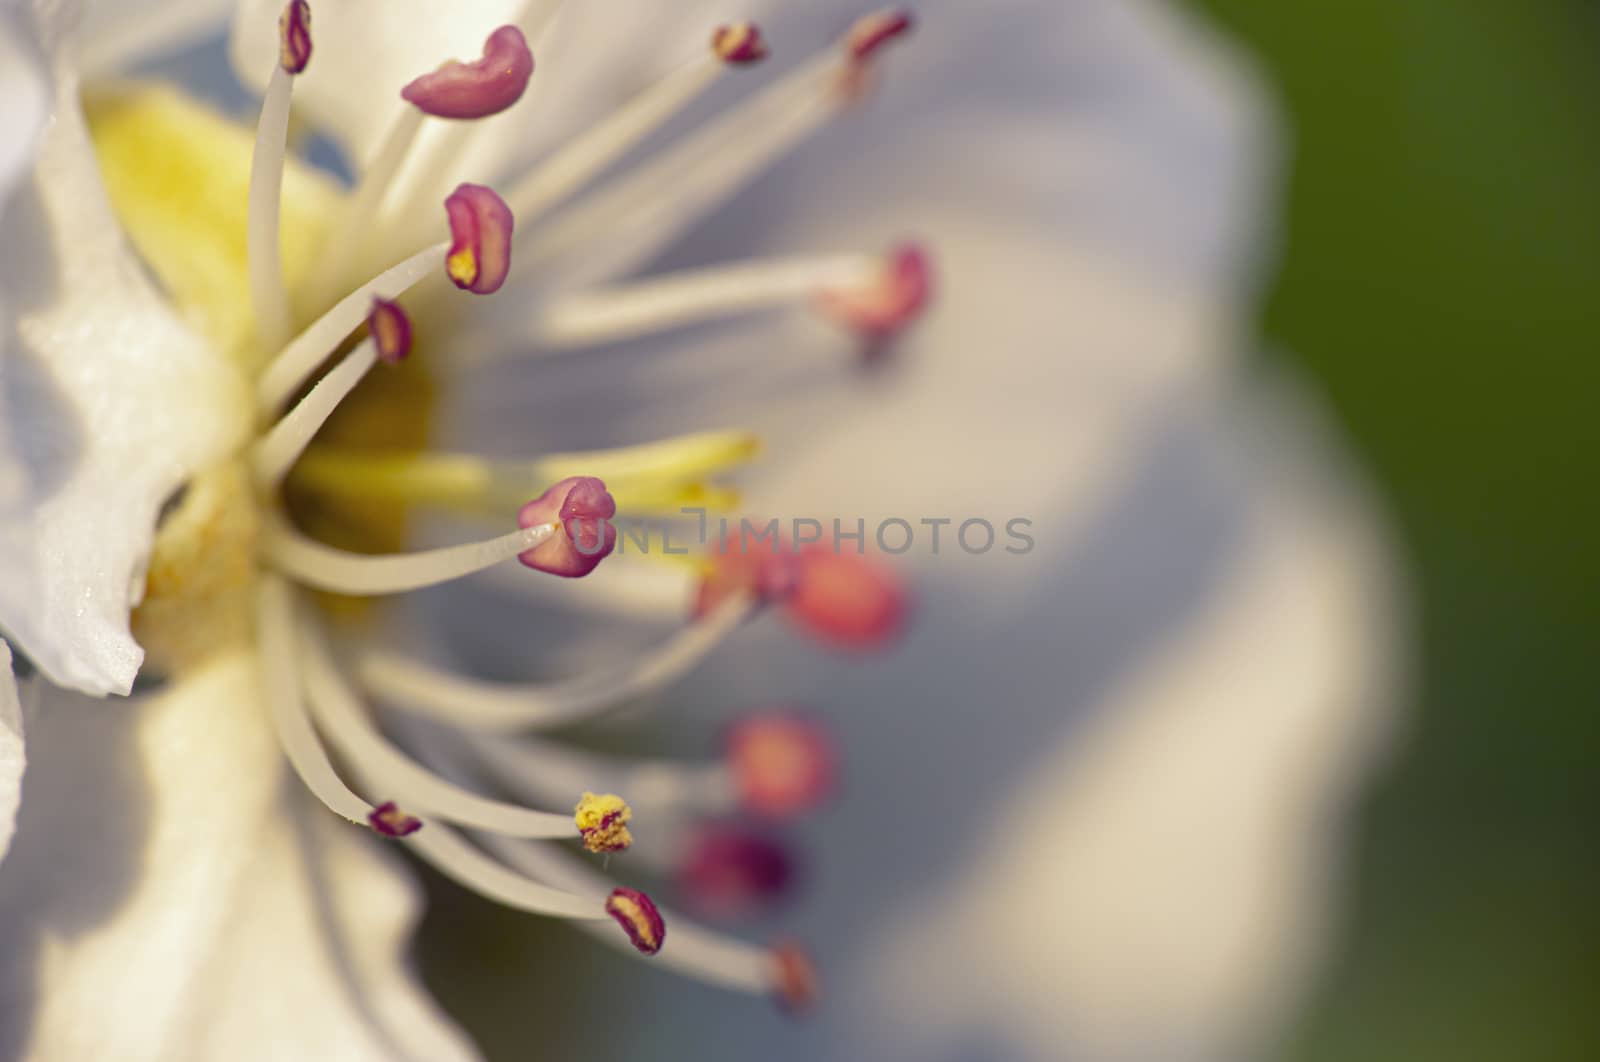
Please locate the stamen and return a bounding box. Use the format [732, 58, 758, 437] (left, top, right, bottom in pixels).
[349, 0, 563, 251]
[404, 820, 610, 921]
[605, 886, 666, 956]
[254, 574, 372, 827]
[504, 28, 765, 223]
[289, 430, 759, 513]
[679, 825, 796, 920]
[355, 592, 757, 731]
[489, 834, 800, 999]
[401, 26, 535, 120]
[695, 543, 801, 620]
[785, 543, 910, 649]
[838, 8, 916, 102]
[772, 942, 819, 1014]
[846, 8, 915, 63]
[278, 0, 313, 74]
[257, 241, 446, 415]
[252, 335, 379, 490]
[725, 712, 837, 819]
[574, 792, 634, 854]
[522, 15, 913, 288]
[260, 511, 556, 596]
[524, 254, 880, 349]
[248, 1, 314, 352]
[516, 476, 618, 578]
[445, 183, 515, 295]
[297, 623, 596, 840]
[699, 536, 910, 649]
[816, 243, 934, 341]
[368, 802, 423, 837]
[368, 297, 414, 363]
[711, 23, 769, 66]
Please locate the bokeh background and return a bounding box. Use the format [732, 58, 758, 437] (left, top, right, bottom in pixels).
[409, 2, 1598, 1059]
[1193, 1, 1598, 1058]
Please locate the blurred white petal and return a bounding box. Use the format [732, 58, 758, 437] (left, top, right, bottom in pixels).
[0, 645, 25, 867]
[78, 0, 233, 78]
[848, 376, 1404, 1062]
[430, 3, 1403, 1060]
[0, 650, 480, 1061]
[0, 6, 47, 659]
[0, 27, 249, 695]
[0, 8, 47, 194]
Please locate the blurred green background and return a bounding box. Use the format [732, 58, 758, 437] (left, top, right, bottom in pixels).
[1189, 1, 1599, 1058]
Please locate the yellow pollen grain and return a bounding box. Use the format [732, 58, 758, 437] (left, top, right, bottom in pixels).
[446, 248, 480, 287]
[574, 792, 634, 853]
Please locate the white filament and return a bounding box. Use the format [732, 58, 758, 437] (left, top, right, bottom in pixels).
[492, 834, 772, 993]
[469, 732, 735, 817]
[261, 513, 555, 596]
[408, 732, 772, 992]
[355, 593, 756, 731]
[251, 338, 378, 489]
[506, 54, 725, 223]
[255, 574, 371, 825]
[403, 820, 607, 921]
[248, 63, 295, 353]
[526, 254, 879, 348]
[297, 624, 578, 839]
[256, 241, 446, 416]
[522, 47, 845, 289]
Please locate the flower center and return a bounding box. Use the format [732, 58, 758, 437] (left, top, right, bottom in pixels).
[92, 0, 925, 1006]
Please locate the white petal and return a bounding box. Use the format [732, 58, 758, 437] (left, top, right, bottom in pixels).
[0, 7, 48, 649]
[0, 650, 481, 1062]
[843, 377, 1405, 1062]
[0, 644, 25, 868]
[0, 37, 250, 696]
[426, 3, 1400, 1060]
[78, 0, 234, 79]
[0, 9, 47, 196]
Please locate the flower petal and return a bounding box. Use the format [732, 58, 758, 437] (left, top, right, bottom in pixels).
[843, 377, 1404, 1061]
[0, 28, 250, 696]
[77, 0, 234, 79]
[0, 644, 25, 869]
[0, 5, 48, 615]
[0, 9, 47, 195]
[427, 4, 1399, 1059]
[0, 650, 481, 1061]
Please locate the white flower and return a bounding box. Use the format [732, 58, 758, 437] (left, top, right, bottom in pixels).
[0, 1, 1405, 1060]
